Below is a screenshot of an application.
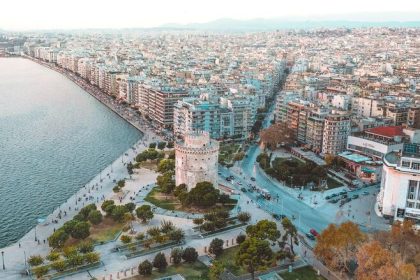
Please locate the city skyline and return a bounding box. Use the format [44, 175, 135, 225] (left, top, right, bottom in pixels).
[0, 0, 419, 30]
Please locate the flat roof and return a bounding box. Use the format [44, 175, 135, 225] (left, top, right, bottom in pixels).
[339, 151, 371, 163]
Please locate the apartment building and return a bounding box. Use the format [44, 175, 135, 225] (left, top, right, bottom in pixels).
[322, 112, 351, 155]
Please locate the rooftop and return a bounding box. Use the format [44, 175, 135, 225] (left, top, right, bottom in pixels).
[365, 126, 404, 138]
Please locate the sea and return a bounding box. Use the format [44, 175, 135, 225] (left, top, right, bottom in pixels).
[0, 58, 142, 248]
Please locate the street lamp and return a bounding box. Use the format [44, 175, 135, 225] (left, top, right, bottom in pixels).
[2, 251, 5, 270]
[34, 226, 37, 242]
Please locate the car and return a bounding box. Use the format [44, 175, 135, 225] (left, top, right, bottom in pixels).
[352, 194, 359, 199]
[330, 193, 338, 198]
[339, 191, 347, 195]
[325, 195, 331, 200]
[362, 191, 369, 196]
[273, 214, 286, 220]
[310, 229, 319, 237]
[226, 177, 231, 181]
[306, 233, 316, 240]
[250, 177, 256, 181]
[237, 181, 242, 185]
[342, 194, 348, 199]
[241, 188, 247, 192]
[330, 199, 339, 204]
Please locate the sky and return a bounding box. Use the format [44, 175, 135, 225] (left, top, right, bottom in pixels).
[1, 0, 419, 30]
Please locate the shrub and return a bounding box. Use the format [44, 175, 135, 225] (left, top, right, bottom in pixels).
[88, 210, 103, 225]
[46, 252, 60, 262]
[113, 186, 120, 193]
[193, 218, 204, 225]
[168, 229, 184, 243]
[237, 212, 251, 223]
[182, 247, 198, 263]
[167, 142, 174, 148]
[157, 142, 166, 150]
[51, 260, 67, 272]
[171, 248, 183, 265]
[153, 252, 168, 272]
[84, 252, 100, 264]
[66, 253, 84, 267]
[28, 255, 44, 266]
[33, 266, 49, 278]
[120, 235, 132, 244]
[135, 233, 145, 241]
[138, 260, 153, 276]
[63, 246, 78, 258]
[79, 204, 97, 221]
[78, 241, 94, 254]
[201, 222, 216, 232]
[149, 143, 157, 149]
[160, 220, 175, 234]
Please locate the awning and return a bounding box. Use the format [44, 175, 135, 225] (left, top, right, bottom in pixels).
[361, 167, 375, 173]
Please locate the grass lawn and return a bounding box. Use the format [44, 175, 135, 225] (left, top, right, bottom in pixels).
[219, 143, 241, 164]
[216, 246, 247, 276]
[280, 266, 325, 280]
[129, 261, 209, 280]
[64, 217, 125, 247]
[144, 187, 179, 210]
[145, 187, 237, 213]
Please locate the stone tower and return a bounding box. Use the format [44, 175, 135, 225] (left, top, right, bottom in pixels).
[175, 131, 219, 191]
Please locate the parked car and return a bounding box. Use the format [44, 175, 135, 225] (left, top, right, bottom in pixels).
[342, 194, 348, 199]
[345, 198, 352, 203]
[352, 194, 359, 199]
[273, 214, 286, 221]
[362, 191, 369, 196]
[325, 195, 331, 200]
[306, 233, 316, 240]
[250, 177, 256, 181]
[330, 193, 338, 198]
[339, 191, 347, 195]
[310, 229, 319, 237]
[241, 188, 247, 192]
[330, 199, 339, 204]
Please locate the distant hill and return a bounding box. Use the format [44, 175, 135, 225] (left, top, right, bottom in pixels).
[160, 14, 420, 31]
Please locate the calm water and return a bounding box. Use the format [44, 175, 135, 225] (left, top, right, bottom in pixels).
[0, 58, 142, 248]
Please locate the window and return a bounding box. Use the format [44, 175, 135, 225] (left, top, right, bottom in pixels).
[412, 163, 420, 170]
[402, 161, 411, 168]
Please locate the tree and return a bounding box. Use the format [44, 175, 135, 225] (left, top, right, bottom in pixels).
[88, 210, 103, 225]
[219, 193, 231, 205]
[160, 220, 175, 234]
[236, 234, 246, 244]
[48, 229, 69, 249]
[101, 200, 115, 212]
[182, 247, 198, 263]
[236, 237, 274, 280]
[28, 255, 44, 266]
[136, 205, 154, 223]
[356, 241, 417, 280]
[138, 260, 153, 276]
[62, 220, 78, 234]
[157, 141, 166, 150]
[281, 218, 299, 255]
[153, 252, 168, 272]
[78, 204, 97, 221]
[174, 184, 187, 197]
[187, 181, 220, 207]
[70, 221, 90, 240]
[171, 248, 183, 265]
[246, 220, 280, 242]
[314, 222, 365, 272]
[149, 142, 157, 149]
[111, 205, 129, 222]
[237, 212, 251, 223]
[125, 202, 136, 213]
[259, 122, 296, 149]
[209, 260, 226, 280]
[157, 159, 175, 173]
[156, 171, 176, 194]
[120, 235, 132, 244]
[209, 238, 224, 257]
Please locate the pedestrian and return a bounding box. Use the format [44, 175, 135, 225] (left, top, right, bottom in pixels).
[43, 240, 46, 244]
[19, 243, 21, 248]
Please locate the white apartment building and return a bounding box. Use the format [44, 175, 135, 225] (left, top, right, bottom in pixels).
[351, 97, 384, 118]
[322, 112, 351, 155]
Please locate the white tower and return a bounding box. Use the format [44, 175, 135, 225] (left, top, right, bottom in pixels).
[175, 131, 219, 191]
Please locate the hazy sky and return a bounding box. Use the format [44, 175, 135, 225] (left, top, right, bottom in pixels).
[1, 0, 419, 30]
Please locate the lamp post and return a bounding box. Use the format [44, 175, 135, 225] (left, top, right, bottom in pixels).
[2, 251, 5, 270]
[34, 226, 37, 242]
